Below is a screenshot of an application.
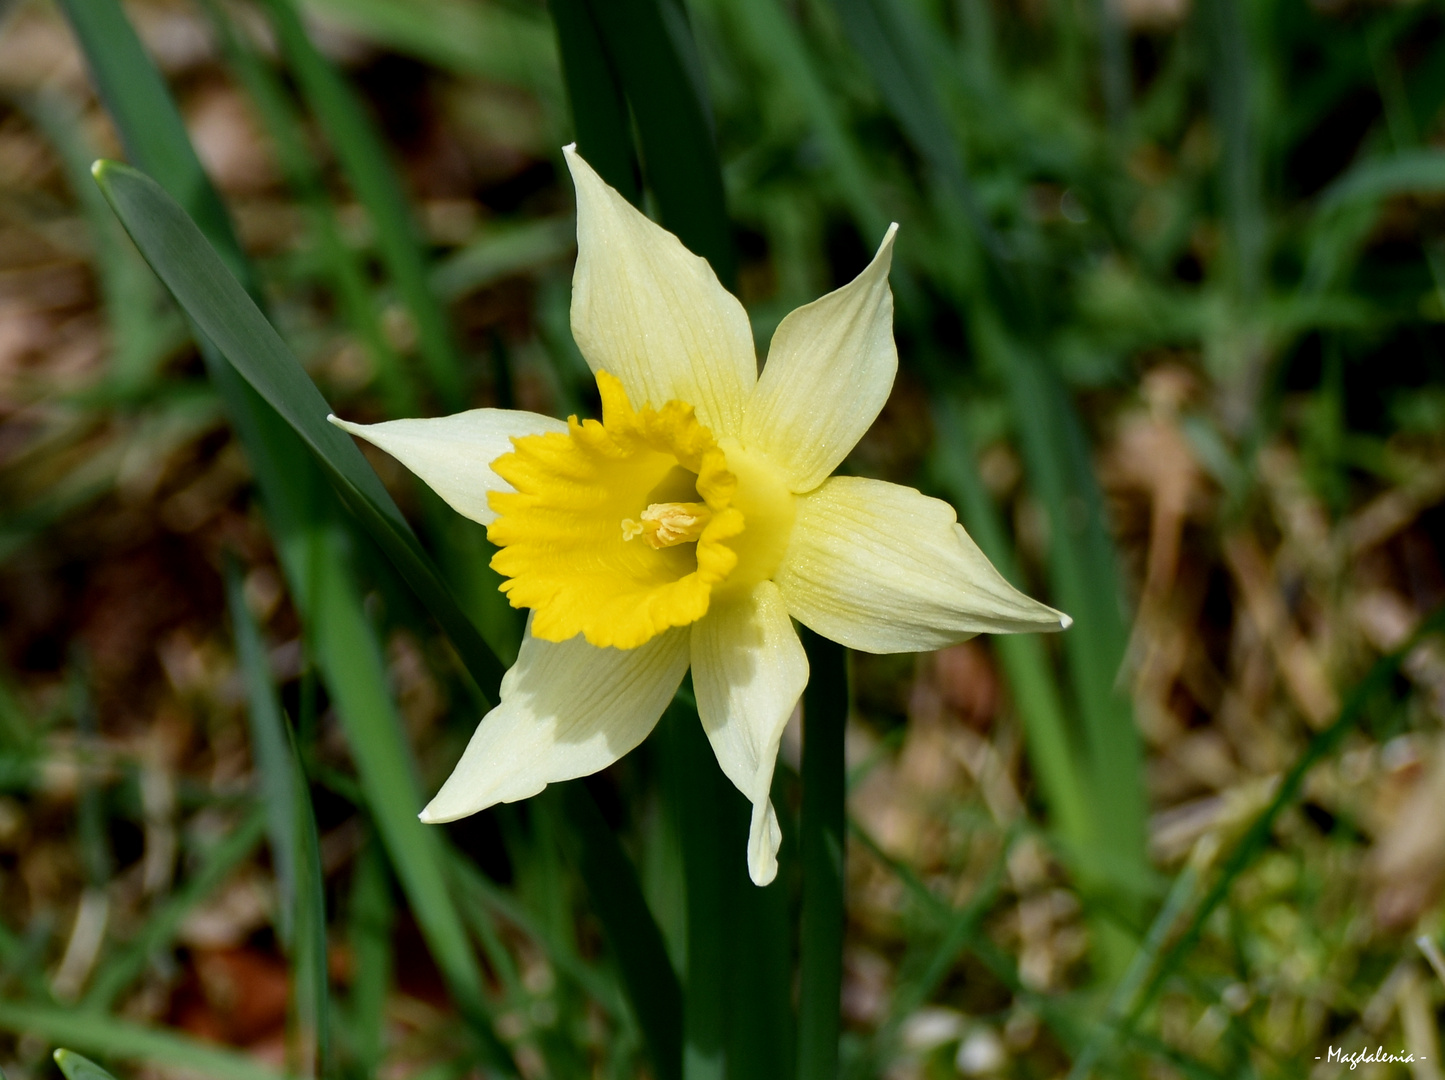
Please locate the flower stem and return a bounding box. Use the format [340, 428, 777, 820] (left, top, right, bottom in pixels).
[797, 629, 848, 1080]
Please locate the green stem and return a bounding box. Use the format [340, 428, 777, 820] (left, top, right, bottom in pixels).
[797, 629, 848, 1080]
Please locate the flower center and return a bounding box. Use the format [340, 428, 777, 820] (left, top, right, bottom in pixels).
[486, 371, 764, 649]
[623, 501, 713, 548]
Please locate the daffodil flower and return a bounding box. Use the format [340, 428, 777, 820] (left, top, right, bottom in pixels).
[330, 146, 1068, 886]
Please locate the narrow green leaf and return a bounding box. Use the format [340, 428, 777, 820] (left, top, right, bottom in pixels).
[228, 557, 330, 1076]
[553, 783, 684, 1080]
[62, 11, 510, 1070]
[655, 701, 726, 1080]
[225, 560, 300, 940]
[0, 1004, 283, 1080]
[827, 0, 1002, 260]
[432, 217, 578, 301]
[83, 809, 267, 1011]
[20, 90, 177, 394]
[550, 0, 641, 203]
[344, 837, 394, 1075]
[54, 1050, 120, 1080]
[928, 398, 1093, 852]
[1319, 147, 1445, 210]
[797, 629, 847, 1080]
[203, 0, 417, 417]
[262, 0, 466, 408]
[55, 0, 252, 286]
[579, 0, 736, 283]
[305, 0, 560, 91]
[285, 720, 331, 1080]
[90, 160, 505, 701]
[305, 524, 516, 1075]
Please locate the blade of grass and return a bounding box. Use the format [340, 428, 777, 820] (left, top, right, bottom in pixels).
[550, 0, 640, 203]
[90, 161, 505, 701]
[828, 0, 1005, 264]
[203, 0, 417, 417]
[552, 782, 684, 1080]
[579, 0, 736, 284]
[226, 557, 330, 1077]
[1082, 606, 1445, 1076]
[928, 397, 1093, 856]
[54, 1051, 119, 1080]
[304, 0, 560, 93]
[0, 1004, 285, 1080]
[978, 317, 1150, 935]
[797, 629, 847, 1080]
[304, 523, 514, 1074]
[834, 0, 1151, 965]
[343, 837, 394, 1075]
[654, 697, 726, 1080]
[261, 0, 465, 409]
[18, 89, 177, 396]
[225, 559, 300, 940]
[283, 719, 330, 1080]
[60, 13, 514, 1068]
[54, 0, 253, 288]
[83, 808, 267, 1012]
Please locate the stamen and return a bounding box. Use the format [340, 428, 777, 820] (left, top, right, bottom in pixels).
[621, 501, 712, 549]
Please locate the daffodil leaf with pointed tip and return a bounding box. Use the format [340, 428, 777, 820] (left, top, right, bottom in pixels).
[90, 159, 506, 701]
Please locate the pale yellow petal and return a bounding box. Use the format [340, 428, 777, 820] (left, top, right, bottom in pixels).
[690, 582, 808, 886]
[742, 225, 898, 492]
[419, 623, 689, 822]
[775, 477, 1070, 653]
[329, 410, 565, 526]
[565, 145, 756, 435]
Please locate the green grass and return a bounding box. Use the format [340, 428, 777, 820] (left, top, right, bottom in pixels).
[0, 0, 1442, 1076]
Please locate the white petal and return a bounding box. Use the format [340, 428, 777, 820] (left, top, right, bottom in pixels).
[690, 582, 808, 886]
[742, 225, 898, 492]
[775, 476, 1070, 654]
[420, 623, 690, 822]
[564, 145, 756, 434]
[329, 409, 565, 526]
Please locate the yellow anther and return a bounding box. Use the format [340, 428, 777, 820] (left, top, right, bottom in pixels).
[622, 501, 712, 549]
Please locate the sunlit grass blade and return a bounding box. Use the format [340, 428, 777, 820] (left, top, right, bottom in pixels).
[928, 398, 1093, 855]
[797, 629, 846, 1080]
[980, 321, 1150, 962]
[1108, 605, 1445, 1047]
[832, 0, 1151, 966]
[91, 160, 505, 701]
[828, 0, 1003, 262]
[305, 0, 560, 93]
[83, 809, 267, 1012]
[55, 0, 252, 286]
[305, 526, 515, 1074]
[225, 559, 300, 937]
[432, 217, 578, 301]
[343, 838, 394, 1075]
[225, 558, 329, 1077]
[19, 90, 177, 396]
[723, 0, 889, 242]
[54, 1050, 119, 1080]
[0, 1004, 283, 1080]
[283, 720, 330, 1080]
[203, 0, 416, 417]
[262, 0, 466, 409]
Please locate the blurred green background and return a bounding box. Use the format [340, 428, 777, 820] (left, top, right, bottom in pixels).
[0, 0, 1444, 1077]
